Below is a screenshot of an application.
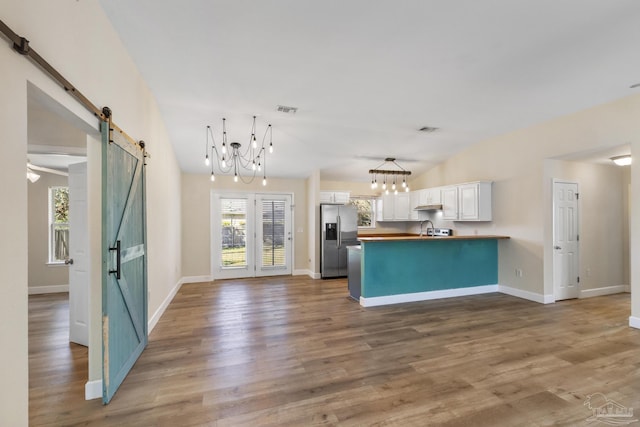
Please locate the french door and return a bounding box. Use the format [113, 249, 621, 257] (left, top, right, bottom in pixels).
[211, 192, 292, 279]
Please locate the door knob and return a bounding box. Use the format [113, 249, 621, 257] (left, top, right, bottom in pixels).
[554, 246, 561, 250]
[64, 257, 74, 265]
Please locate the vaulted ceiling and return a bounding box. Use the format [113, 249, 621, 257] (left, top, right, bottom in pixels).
[98, 0, 640, 182]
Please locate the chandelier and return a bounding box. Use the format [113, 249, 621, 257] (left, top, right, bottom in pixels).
[205, 116, 273, 185]
[369, 158, 411, 194]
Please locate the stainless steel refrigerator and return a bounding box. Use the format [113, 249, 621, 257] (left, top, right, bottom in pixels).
[321, 203, 358, 278]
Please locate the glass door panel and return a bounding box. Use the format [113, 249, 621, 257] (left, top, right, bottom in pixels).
[256, 195, 292, 276]
[220, 198, 248, 267]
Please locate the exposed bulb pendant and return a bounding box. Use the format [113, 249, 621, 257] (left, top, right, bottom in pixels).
[210, 172, 215, 182]
[368, 157, 412, 196]
[203, 116, 273, 185]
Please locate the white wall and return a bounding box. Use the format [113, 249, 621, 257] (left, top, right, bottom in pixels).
[0, 1, 182, 424]
[411, 93, 640, 309]
[181, 173, 308, 277]
[543, 159, 629, 292]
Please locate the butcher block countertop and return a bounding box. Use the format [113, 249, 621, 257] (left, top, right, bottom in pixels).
[358, 234, 510, 242]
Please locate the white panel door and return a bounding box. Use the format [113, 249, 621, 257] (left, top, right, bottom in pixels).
[68, 162, 89, 346]
[553, 181, 579, 300]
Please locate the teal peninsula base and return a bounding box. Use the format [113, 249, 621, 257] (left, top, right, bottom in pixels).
[357, 235, 509, 307]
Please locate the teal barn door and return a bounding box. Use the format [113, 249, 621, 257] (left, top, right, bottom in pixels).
[101, 118, 148, 404]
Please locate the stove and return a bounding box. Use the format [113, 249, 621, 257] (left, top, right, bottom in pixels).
[426, 228, 453, 237]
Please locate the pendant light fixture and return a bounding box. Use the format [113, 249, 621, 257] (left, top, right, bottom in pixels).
[369, 158, 411, 195]
[205, 116, 273, 185]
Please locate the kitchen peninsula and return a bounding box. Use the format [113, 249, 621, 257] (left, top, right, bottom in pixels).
[355, 235, 509, 307]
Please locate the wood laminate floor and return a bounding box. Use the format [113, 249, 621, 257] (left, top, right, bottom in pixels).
[29, 277, 640, 426]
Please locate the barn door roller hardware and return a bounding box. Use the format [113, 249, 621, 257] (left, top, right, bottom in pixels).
[0, 18, 148, 154]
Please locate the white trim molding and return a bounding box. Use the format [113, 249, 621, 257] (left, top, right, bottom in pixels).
[293, 269, 320, 279]
[498, 285, 554, 304]
[579, 285, 630, 299]
[148, 278, 187, 333]
[360, 285, 499, 307]
[28, 284, 69, 294]
[148, 276, 215, 333]
[85, 379, 102, 400]
[629, 316, 640, 330]
[180, 275, 214, 285]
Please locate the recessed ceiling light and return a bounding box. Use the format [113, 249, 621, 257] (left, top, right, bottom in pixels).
[418, 126, 439, 133]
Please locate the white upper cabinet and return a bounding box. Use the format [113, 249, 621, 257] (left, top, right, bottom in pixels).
[458, 182, 492, 221]
[409, 190, 421, 220]
[320, 191, 351, 204]
[441, 186, 459, 220]
[420, 187, 442, 205]
[380, 192, 411, 221]
[441, 181, 492, 221]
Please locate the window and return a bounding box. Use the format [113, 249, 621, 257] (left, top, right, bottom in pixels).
[49, 186, 69, 263]
[349, 197, 376, 228]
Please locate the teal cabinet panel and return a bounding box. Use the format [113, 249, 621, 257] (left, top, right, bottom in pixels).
[361, 239, 498, 298]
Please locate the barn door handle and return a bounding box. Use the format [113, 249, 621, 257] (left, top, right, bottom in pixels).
[109, 240, 121, 279]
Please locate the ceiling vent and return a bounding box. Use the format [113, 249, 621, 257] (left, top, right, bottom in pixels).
[276, 105, 298, 114]
[419, 126, 439, 133]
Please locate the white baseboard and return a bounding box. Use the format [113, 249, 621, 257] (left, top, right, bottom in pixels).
[28, 284, 69, 294]
[580, 285, 630, 299]
[180, 275, 214, 284]
[148, 277, 194, 332]
[499, 285, 554, 304]
[293, 269, 320, 279]
[360, 285, 499, 307]
[293, 269, 310, 276]
[85, 379, 102, 400]
[629, 316, 640, 330]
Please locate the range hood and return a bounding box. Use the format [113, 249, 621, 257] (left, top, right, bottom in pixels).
[414, 204, 443, 211]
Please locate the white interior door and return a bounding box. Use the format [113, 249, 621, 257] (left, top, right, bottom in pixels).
[68, 162, 89, 346]
[553, 181, 579, 300]
[256, 195, 292, 276]
[212, 192, 292, 279]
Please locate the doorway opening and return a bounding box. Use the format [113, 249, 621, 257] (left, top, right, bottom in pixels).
[27, 82, 99, 402]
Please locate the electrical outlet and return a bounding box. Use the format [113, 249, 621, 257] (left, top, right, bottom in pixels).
[515, 268, 523, 277]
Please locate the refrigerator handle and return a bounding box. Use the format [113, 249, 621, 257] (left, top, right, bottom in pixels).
[337, 215, 341, 248]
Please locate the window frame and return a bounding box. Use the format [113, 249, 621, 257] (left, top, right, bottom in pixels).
[349, 196, 377, 229]
[48, 186, 70, 265]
